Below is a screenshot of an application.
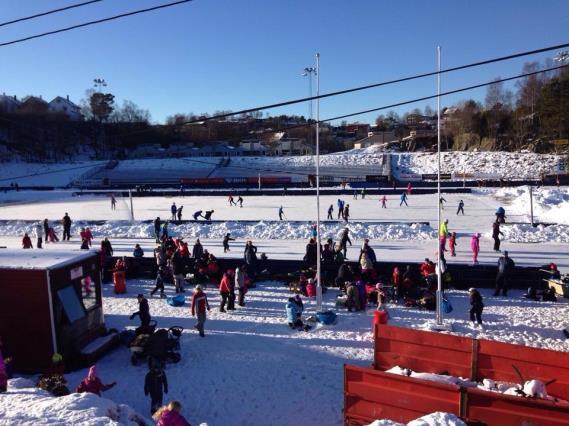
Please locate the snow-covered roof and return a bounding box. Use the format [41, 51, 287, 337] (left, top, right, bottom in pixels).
[0, 249, 97, 270]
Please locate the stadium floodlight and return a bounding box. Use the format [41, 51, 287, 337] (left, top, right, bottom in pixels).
[554, 51, 569, 62]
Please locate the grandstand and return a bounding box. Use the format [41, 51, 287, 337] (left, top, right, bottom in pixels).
[74, 153, 391, 188]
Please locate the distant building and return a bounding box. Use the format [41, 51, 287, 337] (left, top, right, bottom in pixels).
[239, 139, 270, 156]
[18, 96, 49, 114]
[271, 138, 314, 156]
[197, 143, 243, 157]
[353, 132, 400, 149]
[48, 96, 83, 121]
[406, 114, 431, 128]
[0, 94, 21, 113]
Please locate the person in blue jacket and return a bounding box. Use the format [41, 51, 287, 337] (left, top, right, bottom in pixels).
[286, 296, 309, 330]
[170, 203, 177, 221]
[400, 192, 408, 206]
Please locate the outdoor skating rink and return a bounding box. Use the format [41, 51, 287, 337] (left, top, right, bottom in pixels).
[0, 189, 568, 425]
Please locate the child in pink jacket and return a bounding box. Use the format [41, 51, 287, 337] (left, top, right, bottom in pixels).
[470, 233, 480, 264]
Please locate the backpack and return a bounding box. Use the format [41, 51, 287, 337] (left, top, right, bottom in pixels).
[442, 298, 453, 314]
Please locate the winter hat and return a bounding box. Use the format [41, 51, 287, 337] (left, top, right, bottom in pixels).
[87, 365, 97, 380]
[52, 353, 63, 363]
[375, 283, 383, 290]
[468, 288, 476, 292]
[195, 284, 203, 291]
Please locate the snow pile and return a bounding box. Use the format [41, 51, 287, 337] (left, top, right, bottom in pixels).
[0, 378, 149, 425]
[492, 186, 569, 225]
[386, 367, 568, 404]
[393, 152, 563, 180]
[385, 366, 476, 388]
[366, 412, 466, 426]
[497, 223, 569, 243]
[0, 220, 436, 241]
[0, 161, 103, 187]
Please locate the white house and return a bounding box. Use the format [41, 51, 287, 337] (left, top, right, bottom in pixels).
[0, 94, 21, 113]
[239, 139, 270, 156]
[272, 138, 314, 156]
[48, 96, 83, 121]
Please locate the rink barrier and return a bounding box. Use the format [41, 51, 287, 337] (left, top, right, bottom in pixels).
[344, 364, 569, 426]
[344, 365, 462, 425]
[342, 324, 569, 425]
[344, 324, 569, 426]
[373, 323, 473, 379]
[373, 324, 569, 396]
[104, 257, 545, 291]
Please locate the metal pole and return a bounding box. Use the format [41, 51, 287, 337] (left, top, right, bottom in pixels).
[529, 185, 534, 226]
[436, 46, 443, 326]
[315, 52, 322, 312]
[129, 189, 134, 221]
[258, 173, 261, 191]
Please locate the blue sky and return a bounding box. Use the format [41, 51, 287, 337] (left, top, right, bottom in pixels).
[0, 0, 568, 124]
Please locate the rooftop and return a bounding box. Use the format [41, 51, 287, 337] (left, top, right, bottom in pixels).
[0, 249, 97, 270]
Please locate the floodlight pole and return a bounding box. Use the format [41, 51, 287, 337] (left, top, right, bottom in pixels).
[315, 52, 323, 312]
[129, 189, 134, 221]
[436, 46, 443, 326]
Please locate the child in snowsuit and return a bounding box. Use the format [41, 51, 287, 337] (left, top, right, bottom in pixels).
[448, 232, 457, 257]
[470, 233, 480, 264]
[22, 233, 33, 249]
[144, 367, 168, 415]
[76, 366, 116, 396]
[152, 401, 191, 426]
[469, 288, 484, 326]
[150, 267, 166, 298]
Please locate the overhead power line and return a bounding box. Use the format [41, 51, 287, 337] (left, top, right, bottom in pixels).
[0, 0, 103, 28]
[0, 0, 191, 48]
[166, 42, 568, 126]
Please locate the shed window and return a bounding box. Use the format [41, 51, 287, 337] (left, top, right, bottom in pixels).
[57, 286, 85, 323]
[81, 275, 97, 310]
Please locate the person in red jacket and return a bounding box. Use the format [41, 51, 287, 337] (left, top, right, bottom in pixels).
[153, 400, 191, 426]
[191, 285, 210, 337]
[420, 258, 436, 277]
[76, 365, 116, 396]
[219, 272, 231, 313]
[22, 233, 33, 249]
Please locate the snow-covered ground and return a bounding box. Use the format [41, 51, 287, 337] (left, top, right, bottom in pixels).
[0, 378, 148, 425]
[391, 151, 564, 180]
[2, 280, 566, 425]
[1, 152, 568, 425]
[1, 150, 565, 187]
[0, 161, 104, 187]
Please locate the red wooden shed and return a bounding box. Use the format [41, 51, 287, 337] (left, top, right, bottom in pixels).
[0, 249, 117, 372]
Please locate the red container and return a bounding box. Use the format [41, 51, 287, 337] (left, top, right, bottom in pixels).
[373, 310, 389, 327]
[113, 271, 126, 294]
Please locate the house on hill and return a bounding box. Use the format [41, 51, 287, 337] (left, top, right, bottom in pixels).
[48, 96, 83, 121]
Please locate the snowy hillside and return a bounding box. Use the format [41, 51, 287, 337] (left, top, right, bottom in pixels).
[0, 161, 104, 187]
[392, 151, 564, 179]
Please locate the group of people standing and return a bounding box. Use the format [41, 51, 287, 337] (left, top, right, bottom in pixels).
[21, 214, 73, 249]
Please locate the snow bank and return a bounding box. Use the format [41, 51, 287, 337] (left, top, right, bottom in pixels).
[497, 223, 569, 243]
[0, 220, 435, 241]
[491, 186, 569, 225]
[366, 412, 466, 426]
[0, 378, 149, 425]
[393, 152, 563, 180]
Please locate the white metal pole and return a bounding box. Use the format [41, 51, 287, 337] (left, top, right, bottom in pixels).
[258, 173, 261, 191]
[529, 185, 534, 226]
[436, 46, 443, 326]
[129, 189, 134, 221]
[315, 52, 323, 312]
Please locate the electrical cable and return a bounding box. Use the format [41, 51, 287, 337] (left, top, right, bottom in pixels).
[167, 42, 569, 125]
[0, 0, 191, 48]
[0, 1, 103, 28]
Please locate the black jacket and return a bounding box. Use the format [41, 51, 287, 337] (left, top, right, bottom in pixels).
[133, 298, 151, 324]
[192, 242, 203, 259]
[470, 290, 484, 308]
[497, 256, 515, 276]
[144, 369, 168, 398]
